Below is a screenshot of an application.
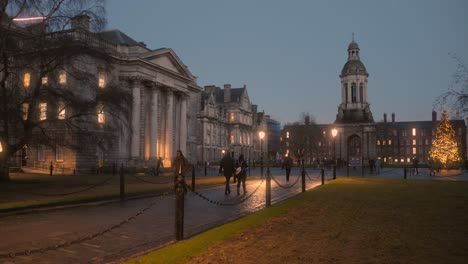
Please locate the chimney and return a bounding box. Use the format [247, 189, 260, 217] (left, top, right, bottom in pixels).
[383, 113, 387, 123]
[71, 14, 90, 31]
[432, 111, 437, 122]
[391, 112, 395, 123]
[223, 84, 231, 103]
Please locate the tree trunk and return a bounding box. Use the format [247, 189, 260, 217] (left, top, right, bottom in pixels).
[0, 157, 10, 181]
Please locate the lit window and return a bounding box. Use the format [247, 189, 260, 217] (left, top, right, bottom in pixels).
[413, 147, 416, 155]
[230, 112, 235, 122]
[286, 131, 289, 139]
[383, 140, 386, 145]
[98, 106, 105, 124]
[383, 157, 387, 162]
[98, 72, 105, 88]
[59, 70, 66, 84]
[0, 141, 3, 153]
[377, 140, 380, 145]
[58, 102, 65, 120]
[22, 103, 29, 120]
[388, 139, 392, 145]
[23, 72, 31, 87]
[39, 102, 47, 120]
[407, 157, 411, 163]
[412, 128, 416, 136]
[56, 145, 64, 161]
[394, 159, 398, 163]
[41, 76, 48, 85]
[400, 158, 404, 163]
[412, 139, 416, 145]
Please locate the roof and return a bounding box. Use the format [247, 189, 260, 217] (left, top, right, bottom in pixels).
[348, 40, 360, 50]
[202, 86, 246, 104]
[98, 30, 141, 46]
[341, 60, 368, 77]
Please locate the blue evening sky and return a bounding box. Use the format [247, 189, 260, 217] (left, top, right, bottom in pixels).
[106, 0, 468, 126]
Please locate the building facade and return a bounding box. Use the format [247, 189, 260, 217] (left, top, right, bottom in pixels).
[9, 15, 202, 172]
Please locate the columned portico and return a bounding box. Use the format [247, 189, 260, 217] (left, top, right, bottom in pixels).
[150, 88, 159, 159]
[180, 95, 187, 154]
[131, 80, 141, 159]
[165, 90, 174, 167]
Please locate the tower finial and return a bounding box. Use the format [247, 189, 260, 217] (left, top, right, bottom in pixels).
[352, 32, 355, 42]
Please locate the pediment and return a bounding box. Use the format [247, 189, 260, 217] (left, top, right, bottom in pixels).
[142, 48, 195, 80]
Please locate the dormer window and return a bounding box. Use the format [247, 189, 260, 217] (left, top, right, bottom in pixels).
[59, 70, 66, 84]
[23, 72, 31, 88]
[98, 71, 105, 88]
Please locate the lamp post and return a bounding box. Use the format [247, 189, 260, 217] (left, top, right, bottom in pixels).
[259, 131, 265, 178]
[331, 128, 338, 180]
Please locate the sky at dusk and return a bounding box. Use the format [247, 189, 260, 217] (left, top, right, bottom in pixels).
[106, 0, 468, 126]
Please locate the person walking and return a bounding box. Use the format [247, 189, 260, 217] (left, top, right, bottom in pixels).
[156, 157, 163, 176]
[219, 151, 235, 195]
[282, 154, 293, 182]
[236, 154, 248, 195]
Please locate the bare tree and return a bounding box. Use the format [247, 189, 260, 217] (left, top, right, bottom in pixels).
[0, 0, 132, 180]
[436, 55, 468, 118]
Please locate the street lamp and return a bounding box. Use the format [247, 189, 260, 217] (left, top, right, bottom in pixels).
[331, 128, 338, 179]
[258, 131, 265, 178]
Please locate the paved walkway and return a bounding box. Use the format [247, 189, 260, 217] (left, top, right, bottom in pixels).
[1, 167, 467, 264]
[0, 168, 327, 264]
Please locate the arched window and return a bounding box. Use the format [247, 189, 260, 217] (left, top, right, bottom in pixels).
[359, 83, 364, 102]
[344, 83, 348, 102]
[351, 83, 357, 103]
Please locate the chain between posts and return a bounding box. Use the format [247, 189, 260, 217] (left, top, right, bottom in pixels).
[305, 170, 321, 181]
[18, 173, 117, 197]
[186, 178, 265, 206]
[0, 191, 173, 259]
[270, 173, 301, 189]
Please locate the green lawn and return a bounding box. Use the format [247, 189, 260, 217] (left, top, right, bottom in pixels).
[127, 178, 468, 264]
[0, 172, 226, 212]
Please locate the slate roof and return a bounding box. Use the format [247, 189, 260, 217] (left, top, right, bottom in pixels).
[98, 30, 141, 46]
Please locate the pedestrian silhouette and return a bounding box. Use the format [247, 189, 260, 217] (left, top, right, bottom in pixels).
[219, 152, 235, 195]
[236, 154, 248, 195]
[282, 154, 293, 182]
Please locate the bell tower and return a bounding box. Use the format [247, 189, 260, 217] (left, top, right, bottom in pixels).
[336, 36, 373, 124]
[334, 36, 376, 172]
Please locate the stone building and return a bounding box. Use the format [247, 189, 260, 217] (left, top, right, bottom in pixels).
[10, 15, 202, 172]
[334, 38, 376, 167]
[198, 84, 256, 163]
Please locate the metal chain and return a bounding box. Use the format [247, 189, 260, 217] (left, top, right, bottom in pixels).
[186, 178, 265, 206]
[0, 190, 173, 259]
[305, 170, 321, 181]
[270, 172, 301, 189]
[18, 173, 117, 197]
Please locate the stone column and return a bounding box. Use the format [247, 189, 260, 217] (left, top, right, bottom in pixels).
[165, 91, 174, 167]
[150, 88, 159, 159]
[131, 80, 141, 159]
[180, 96, 187, 155]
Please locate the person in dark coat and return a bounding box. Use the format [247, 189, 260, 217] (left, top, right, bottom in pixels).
[236, 154, 248, 195]
[219, 152, 235, 195]
[282, 154, 293, 182]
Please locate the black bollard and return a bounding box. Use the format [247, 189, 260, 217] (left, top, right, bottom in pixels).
[404, 167, 407, 179]
[49, 161, 53, 176]
[266, 169, 271, 207]
[321, 168, 325, 185]
[120, 164, 125, 201]
[191, 165, 196, 191]
[175, 174, 185, 240]
[301, 168, 306, 193]
[204, 162, 207, 176]
[333, 165, 336, 180]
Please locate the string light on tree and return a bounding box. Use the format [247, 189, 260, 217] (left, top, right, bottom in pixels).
[429, 111, 461, 165]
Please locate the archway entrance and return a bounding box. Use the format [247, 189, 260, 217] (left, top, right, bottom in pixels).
[347, 135, 361, 168]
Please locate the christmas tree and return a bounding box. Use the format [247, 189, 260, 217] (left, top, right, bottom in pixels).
[429, 111, 461, 165]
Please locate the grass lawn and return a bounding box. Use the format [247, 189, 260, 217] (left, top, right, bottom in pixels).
[127, 178, 468, 264]
[0, 172, 226, 212]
